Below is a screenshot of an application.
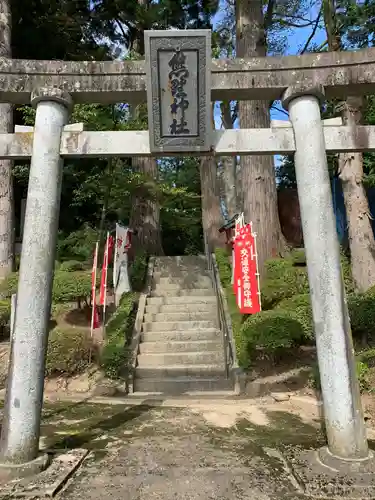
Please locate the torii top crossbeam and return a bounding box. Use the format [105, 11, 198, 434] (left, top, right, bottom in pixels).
[0, 47, 374, 105]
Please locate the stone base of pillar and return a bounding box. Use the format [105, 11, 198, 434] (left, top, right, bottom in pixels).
[282, 446, 375, 498]
[0, 452, 50, 483]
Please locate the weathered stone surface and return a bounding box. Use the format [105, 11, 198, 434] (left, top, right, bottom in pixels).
[1, 125, 375, 159]
[1, 449, 89, 497]
[0, 47, 374, 104]
[145, 30, 211, 153]
[284, 446, 375, 499]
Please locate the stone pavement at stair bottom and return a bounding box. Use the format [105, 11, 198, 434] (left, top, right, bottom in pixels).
[35, 400, 323, 500]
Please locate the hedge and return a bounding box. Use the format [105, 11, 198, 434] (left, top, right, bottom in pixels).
[239, 310, 306, 367]
[215, 247, 364, 370]
[58, 260, 86, 272]
[45, 326, 95, 377]
[0, 270, 92, 307]
[275, 293, 314, 341]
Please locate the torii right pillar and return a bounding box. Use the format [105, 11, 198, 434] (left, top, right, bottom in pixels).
[282, 85, 369, 461]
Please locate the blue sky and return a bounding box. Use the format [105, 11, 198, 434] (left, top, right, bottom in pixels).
[211, 2, 326, 167]
[212, 1, 326, 126]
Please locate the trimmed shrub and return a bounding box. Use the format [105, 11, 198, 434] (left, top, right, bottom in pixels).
[0, 270, 92, 307]
[52, 271, 92, 305]
[261, 259, 309, 310]
[101, 292, 138, 379]
[59, 260, 86, 272]
[239, 310, 306, 368]
[275, 293, 314, 341]
[347, 293, 375, 343]
[45, 327, 94, 377]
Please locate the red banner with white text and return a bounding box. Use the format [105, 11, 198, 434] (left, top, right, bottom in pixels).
[233, 223, 261, 315]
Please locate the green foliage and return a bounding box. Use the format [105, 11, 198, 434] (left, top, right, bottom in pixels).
[261, 257, 309, 309]
[56, 225, 99, 262]
[239, 310, 306, 368]
[215, 248, 232, 288]
[130, 252, 148, 292]
[52, 271, 92, 305]
[290, 248, 306, 266]
[58, 260, 86, 272]
[311, 351, 374, 394]
[101, 292, 138, 380]
[0, 300, 11, 336]
[45, 327, 94, 377]
[347, 292, 375, 343]
[0, 270, 92, 306]
[275, 294, 314, 340]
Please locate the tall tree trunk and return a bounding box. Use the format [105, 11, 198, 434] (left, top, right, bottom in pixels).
[128, 0, 163, 257]
[129, 156, 164, 257]
[236, 0, 285, 274]
[338, 97, 375, 292]
[200, 157, 225, 252]
[0, 0, 14, 278]
[220, 101, 237, 218]
[323, 0, 375, 292]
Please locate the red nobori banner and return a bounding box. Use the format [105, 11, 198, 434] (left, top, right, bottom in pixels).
[233, 223, 261, 314]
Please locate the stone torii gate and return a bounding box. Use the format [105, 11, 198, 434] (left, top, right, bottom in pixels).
[0, 30, 375, 484]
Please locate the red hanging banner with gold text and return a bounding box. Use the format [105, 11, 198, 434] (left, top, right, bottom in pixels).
[233, 223, 261, 314]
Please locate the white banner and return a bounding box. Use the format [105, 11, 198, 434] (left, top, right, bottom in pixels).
[113, 224, 131, 304]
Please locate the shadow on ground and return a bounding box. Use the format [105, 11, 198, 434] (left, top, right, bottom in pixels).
[42, 399, 163, 450]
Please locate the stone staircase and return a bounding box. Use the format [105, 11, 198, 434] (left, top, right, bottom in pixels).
[134, 255, 233, 395]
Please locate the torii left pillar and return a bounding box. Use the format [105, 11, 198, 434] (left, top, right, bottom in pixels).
[0, 88, 71, 475]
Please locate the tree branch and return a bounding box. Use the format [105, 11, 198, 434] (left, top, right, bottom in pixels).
[115, 19, 127, 42]
[300, 11, 322, 54]
[264, 0, 277, 29]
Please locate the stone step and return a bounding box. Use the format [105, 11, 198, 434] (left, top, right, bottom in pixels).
[142, 320, 217, 332]
[137, 351, 224, 367]
[150, 288, 215, 297]
[152, 276, 213, 287]
[135, 364, 226, 379]
[134, 376, 233, 394]
[153, 270, 211, 279]
[153, 262, 208, 275]
[152, 284, 213, 293]
[139, 340, 222, 354]
[143, 312, 217, 323]
[154, 255, 206, 264]
[147, 296, 217, 306]
[141, 329, 220, 342]
[145, 303, 217, 314]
